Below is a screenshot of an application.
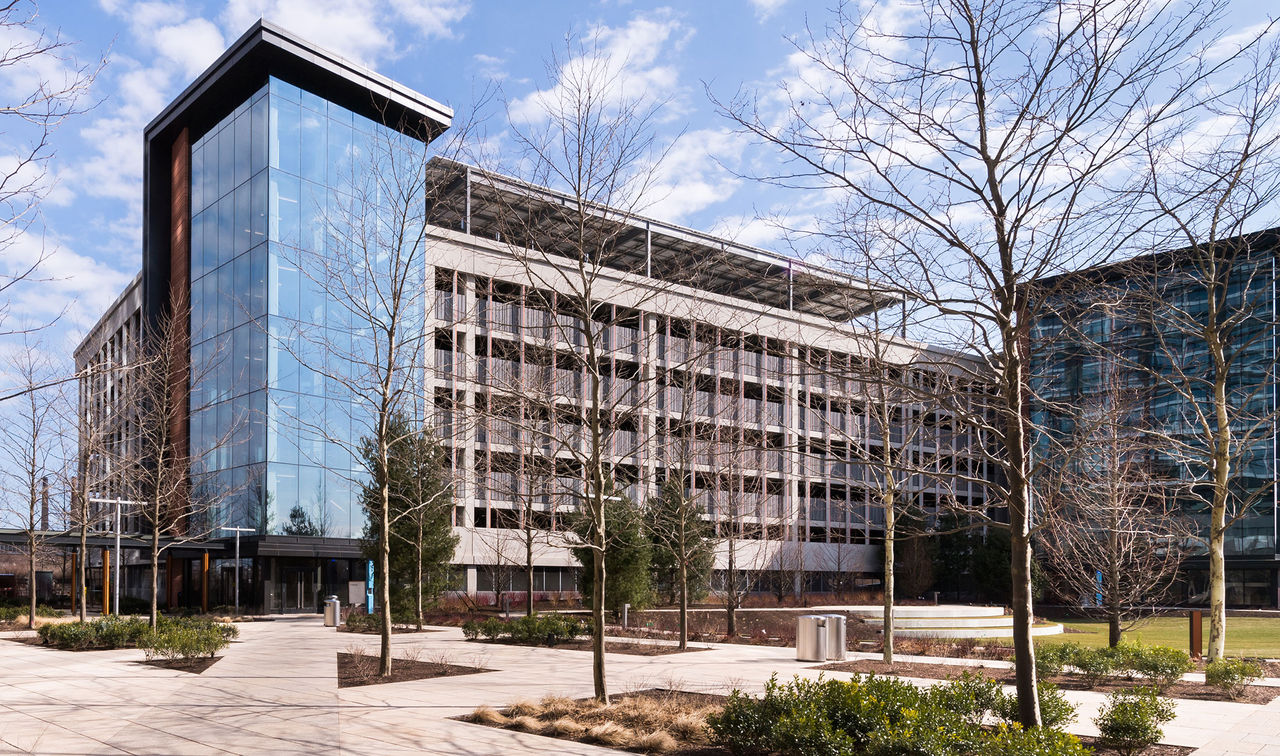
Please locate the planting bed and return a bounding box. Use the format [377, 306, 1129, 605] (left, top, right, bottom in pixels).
[464, 688, 729, 755]
[336, 651, 493, 688]
[137, 656, 222, 674]
[478, 637, 708, 656]
[817, 659, 1280, 704]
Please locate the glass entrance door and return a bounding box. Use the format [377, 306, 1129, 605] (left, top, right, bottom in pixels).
[282, 566, 315, 613]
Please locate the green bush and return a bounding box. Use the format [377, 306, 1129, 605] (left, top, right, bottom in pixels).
[1126, 645, 1192, 691]
[138, 621, 231, 661]
[0, 604, 61, 623]
[929, 671, 1003, 727]
[1094, 687, 1176, 756]
[1205, 658, 1262, 700]
[1034, 643, 1078, 678]
[37, 617, 150, 649]
[708, 674, 1080, 756]
[983, 726, 1092, 756]
[345, 612, 382, 633]
[994, 682, 1077, 730]
[460, 614, 585, 646]
[1072, 646, 1118, 689]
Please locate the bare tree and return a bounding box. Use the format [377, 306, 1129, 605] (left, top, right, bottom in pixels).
[129, 291, 229, 627]
[0, 337, 65, 627]
[468, 34, 680, 703]
[1036, 360, 1193, 647]
[715, 0, 1263, 724]
[1122, 33, 1280, 661]
[0, 1, 100, 336]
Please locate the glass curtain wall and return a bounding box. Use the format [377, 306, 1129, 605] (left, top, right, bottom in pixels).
[190, 76, 423, 540]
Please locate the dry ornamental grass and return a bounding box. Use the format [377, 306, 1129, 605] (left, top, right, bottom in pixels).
[467, 689, 722, 753]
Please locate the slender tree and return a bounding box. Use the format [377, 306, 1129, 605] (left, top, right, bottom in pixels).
[0, 338, 64, 628]
[646, 477, 714, 650]
[359, 412, 458, 629]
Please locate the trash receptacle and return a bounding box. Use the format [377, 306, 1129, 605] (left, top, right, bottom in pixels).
[324, 595, 341, 627]
[824, 614, 847, 661]
[796, 614, 829, 662]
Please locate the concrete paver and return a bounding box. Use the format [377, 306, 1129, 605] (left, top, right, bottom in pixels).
[1, 617, 1277, 754]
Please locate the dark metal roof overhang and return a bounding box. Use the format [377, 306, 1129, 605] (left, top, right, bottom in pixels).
[233, 535, 365, 559]
[423, 158, 903, 323]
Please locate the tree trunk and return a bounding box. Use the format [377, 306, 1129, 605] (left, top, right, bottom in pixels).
[1107, 524, 1122, 648]
[26, 530, 36, 631]
[526, 523, 535, 618]
[726, 541, 737, 637]
[78, 528, 88, 623]
[415, 515, 424, 630]
[151, 527, 161, 628]
[1010, 525, 1041, 727]
[591, 540, 607, 702]
[882, 495, 895, 664]
[1207, 506, 1227, 661]
[379, 437, 393, 677]
[678, 557, 688, 651]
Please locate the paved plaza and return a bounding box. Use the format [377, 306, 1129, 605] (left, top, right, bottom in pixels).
[1, 616, 1278, 755]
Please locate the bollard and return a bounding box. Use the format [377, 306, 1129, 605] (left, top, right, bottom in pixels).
[1189, 609, 1203, 659]
[623, 603, 630, 628]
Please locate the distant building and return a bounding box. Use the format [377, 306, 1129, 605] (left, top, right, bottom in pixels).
[1029, 232, 1279, 608]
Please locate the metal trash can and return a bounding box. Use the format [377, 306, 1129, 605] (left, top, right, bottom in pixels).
[323, 595, 341, 627]
[796, 615, 829, 662]
[824, 614, 847, 661]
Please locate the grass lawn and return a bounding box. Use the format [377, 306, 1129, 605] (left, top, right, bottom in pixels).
[1038, 616, 1280, 657]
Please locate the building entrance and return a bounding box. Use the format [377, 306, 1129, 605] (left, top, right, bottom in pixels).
[282, 565, 316, 613]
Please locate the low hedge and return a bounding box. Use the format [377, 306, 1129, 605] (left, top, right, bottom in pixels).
[1204, 658, 1262, 700]
[707, 673, 1089, 756]
[37, 616, 237, 651]
[461, 614, 586, 646]
[138, 618, 235, 661]
[0, 604, 62, 623]
[1036, 642, 1192, 690]
[1095, 687, 1177, 756]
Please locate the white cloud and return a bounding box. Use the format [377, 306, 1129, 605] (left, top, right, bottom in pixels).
[645, 128, 744, 222]
[473, 53, 507, 81]
[507, 9, 690, 125]
[750, 0, 788, 21]
[389, 0, 472, 41]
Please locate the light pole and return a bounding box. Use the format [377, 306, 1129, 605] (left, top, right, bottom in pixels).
[220, 527, 256, 616]
[88, 497, 146, 615]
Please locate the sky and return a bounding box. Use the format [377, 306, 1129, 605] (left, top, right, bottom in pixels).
[1, 0, 1274, 362]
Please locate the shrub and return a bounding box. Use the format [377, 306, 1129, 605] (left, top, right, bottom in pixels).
[138, 621, 231, 661]
[1127, 645, 1192, 691]
[983, 726, 1092, 756]
[37, 616, 150, 650]
[708, 674, 1078, 756]
[1094, 687, 1176, 756]
[994, 682, 1076, 730]
[1205, 658, 1262, 700]
[479, 617, 505, 641]
[345, 612, 382, 633]
[461, 614, 585, 646]
[1034, 643, 1078, 678]
[706, 688, 775, 755]
[929, 672, 1003, 727]
[460, 619, 481, 640]
[1072, 646, 1118, 689]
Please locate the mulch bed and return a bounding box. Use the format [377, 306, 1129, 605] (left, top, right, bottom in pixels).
[478, 638, 709, 656]
[336, 652, 493, 688]
[1076, 735, 1195, 755]
[136, 656, 222, 674]
[816, 659, 1279, 704]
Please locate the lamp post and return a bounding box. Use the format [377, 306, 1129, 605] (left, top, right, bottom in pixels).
[220, 527, 256, 616]
[88, 498, 146, 615]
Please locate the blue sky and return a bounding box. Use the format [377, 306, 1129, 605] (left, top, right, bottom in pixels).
[4, 0, 1274, 358]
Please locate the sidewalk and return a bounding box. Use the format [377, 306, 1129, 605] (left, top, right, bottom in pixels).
[1, 617, 1277, 754]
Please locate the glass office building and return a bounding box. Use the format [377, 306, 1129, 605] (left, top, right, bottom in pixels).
[1030, 242, 1279, 607]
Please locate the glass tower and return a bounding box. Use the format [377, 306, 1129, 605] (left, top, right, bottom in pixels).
[188, 77, 417, 540]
